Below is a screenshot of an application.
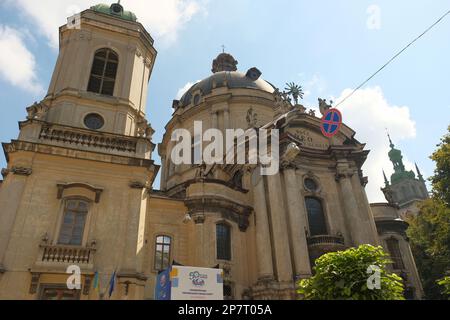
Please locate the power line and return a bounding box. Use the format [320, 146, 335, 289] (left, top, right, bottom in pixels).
[334, 9, 450, 108]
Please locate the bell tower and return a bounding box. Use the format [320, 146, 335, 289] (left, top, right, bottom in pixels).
[0, 3, 159, 300]
[44, 2, 156, 136]
[381, 134, 429, 216]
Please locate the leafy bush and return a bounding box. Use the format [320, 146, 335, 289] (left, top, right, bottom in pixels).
[297, 245, 405, 300]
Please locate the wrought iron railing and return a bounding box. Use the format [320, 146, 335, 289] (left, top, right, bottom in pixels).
[307, 235, 345, 246]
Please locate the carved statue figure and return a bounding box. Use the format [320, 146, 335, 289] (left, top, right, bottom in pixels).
[318, 98, 332, 115]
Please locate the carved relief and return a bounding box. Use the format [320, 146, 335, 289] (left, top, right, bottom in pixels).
[136, 119, 154, 140]
[11, 167, 33, 176]
[246, 107, 258, 128]
[26, 102, 49, 120]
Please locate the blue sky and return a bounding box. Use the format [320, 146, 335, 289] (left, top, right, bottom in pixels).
[0, 0, 449, 202]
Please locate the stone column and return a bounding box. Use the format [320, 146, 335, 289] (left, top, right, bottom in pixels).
[282, 167, 311, 278]
[266, 173, 293, 282]
[0, 169, 32, 268]
[336, 162, 373, 245]
[160, 155, 167, 190]
[192, 213, 206, 267]
[252, 173, 274, 280]
[223, 109, 230, 130]
[211, 112, 218, 129]
[122, 187, 146, 273]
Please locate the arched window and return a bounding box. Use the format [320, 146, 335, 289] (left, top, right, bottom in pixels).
[305, 197, 327, 236]
[216, 223, 231, 261]
[87, 48, 118, 96]
[386, 238, 405, 270]
[154, 235, 172, 271]
[58, 199, 89, 246]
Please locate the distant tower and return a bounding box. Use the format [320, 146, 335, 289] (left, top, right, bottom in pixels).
[381, 134, 429, 215]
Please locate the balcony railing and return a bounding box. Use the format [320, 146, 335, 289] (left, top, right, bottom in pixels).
[39, 124, 138, 153]
[307, 235, 345, 246]
[39, 244, 96, 265]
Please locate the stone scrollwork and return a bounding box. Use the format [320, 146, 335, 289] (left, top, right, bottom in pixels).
[136, 119, 154, 140]
[26, 102, 49, 120]
[192, 212, 206, 224]
[273, 88, 293, 115]
[280, 142, 300, 170]
[336, 169, 354, 182]
[11, 167, 33, 176]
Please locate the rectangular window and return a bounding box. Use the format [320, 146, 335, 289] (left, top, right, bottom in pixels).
[154, 236, 172, 271]
[216, 224, 231, 261]
[58, 200, 89, 246]
[386, 238, 405, 270]
[39, 285, 80, 300]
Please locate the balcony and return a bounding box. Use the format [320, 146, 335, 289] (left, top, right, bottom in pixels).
[39, 124, 138, 154]
[35, 244, 96, 270]
[307, 235, 346, 261]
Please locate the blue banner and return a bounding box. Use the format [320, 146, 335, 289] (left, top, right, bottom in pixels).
[155, 268, 171, 300]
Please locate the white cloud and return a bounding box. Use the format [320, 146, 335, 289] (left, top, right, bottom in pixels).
[333, 86, 416, 203]
[300, 73, 326, 104]
[0, 25, 43, 94]
[176, 80, 200, 99]
[7, 0, 207, 48]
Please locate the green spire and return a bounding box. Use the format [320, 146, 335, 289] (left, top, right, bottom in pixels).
[415, 163, 425, 182]
[386, 133, 415, 184]
[383, 170, 390, 187]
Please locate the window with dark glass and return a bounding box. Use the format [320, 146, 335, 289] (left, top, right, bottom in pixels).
[84, 113, 104, 130]
[39, 285, 80, 300]
[87, 48, 118, 96]
[305, 197, 327, 236]
[304, 178, 318, 192]
[386, 238, 405, 270]
[154, 236, 172, 271]
[58, 199, 89, 246]
[216, 224, 231, 261]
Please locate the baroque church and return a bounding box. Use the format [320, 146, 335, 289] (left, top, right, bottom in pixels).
[0, 3, 427, 300]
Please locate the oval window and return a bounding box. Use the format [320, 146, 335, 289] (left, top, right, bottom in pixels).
[304, 178, 318, 192]
[84, 113, 104, 130]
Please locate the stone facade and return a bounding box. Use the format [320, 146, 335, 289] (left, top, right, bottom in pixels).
[0, 3, 424, 300]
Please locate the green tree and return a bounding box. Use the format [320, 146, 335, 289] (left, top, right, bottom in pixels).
[437, 276, 450, 298]
[407, 200, 450, 299]
[297, 245, 405, 300]
[406, 126, 450, 299]
[430, 125, 450, 206]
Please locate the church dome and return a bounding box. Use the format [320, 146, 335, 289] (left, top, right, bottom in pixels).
[179, 53, 276, 107]
[91, 2, 137, 22]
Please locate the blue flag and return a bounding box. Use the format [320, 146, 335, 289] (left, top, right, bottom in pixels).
[108, 271, 116, 298]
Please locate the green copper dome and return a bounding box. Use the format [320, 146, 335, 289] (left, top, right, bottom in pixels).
[91, 3, 137, 22]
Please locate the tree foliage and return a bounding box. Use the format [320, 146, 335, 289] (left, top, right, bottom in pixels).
[437, 276, 450, 298]
[407, 200, 450, 299]
[297, 245, 405, 300]
[406, 126, 450, 299]
[430, 125, 450, 206]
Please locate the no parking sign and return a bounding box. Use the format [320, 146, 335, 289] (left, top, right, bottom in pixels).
[321, 108, 342, 138]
